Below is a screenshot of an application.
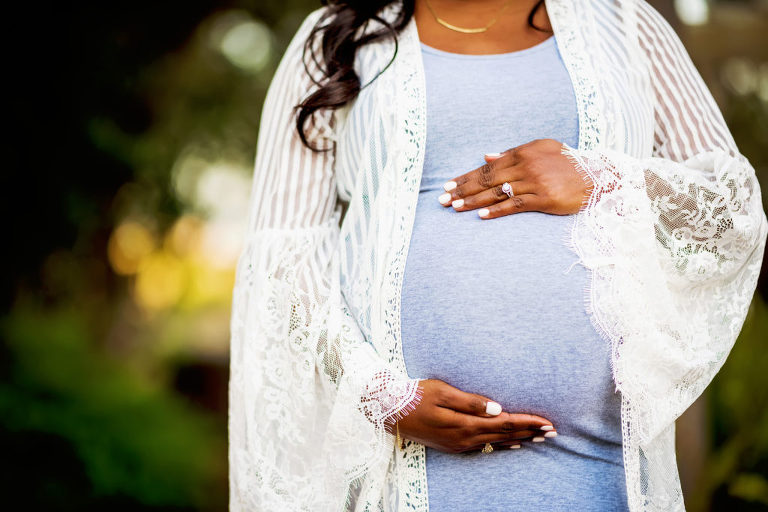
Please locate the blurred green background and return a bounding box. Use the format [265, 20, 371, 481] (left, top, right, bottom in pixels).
[2, 0, 766, 510]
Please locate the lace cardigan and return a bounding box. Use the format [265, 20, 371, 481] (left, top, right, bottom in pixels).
[227, 0, 768, 510]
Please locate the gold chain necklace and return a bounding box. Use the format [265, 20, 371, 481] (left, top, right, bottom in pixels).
[424, 0, 515, 34]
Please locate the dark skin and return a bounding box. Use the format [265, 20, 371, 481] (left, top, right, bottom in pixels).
[388, 379, 556, 452]
[439, 139, 593, 218]
[395, 0, 594, 453]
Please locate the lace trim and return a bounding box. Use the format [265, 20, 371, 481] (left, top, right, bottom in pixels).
[559, 141, 766, 510]
[387, 6, 431, 512]
[391, 1, 623, 511]
[545, 0, 605, 153]
[560, 142, 646, 509]
[547, 0, 646, 509]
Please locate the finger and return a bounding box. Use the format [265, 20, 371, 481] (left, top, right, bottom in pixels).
[482, 141, 537, 165]
[458, 433, 529, 453]
[441, 153, 519, 201]
[476, 412, 555, 433]
[436, 385, 504, 418]
[497, 429, 558, 446]
[462, 430, 549, 453]
[449, 179, 532, 211]
[483, 148, 514, 162]
[474, 430, 541, 444]
[476, 194, 540, 219]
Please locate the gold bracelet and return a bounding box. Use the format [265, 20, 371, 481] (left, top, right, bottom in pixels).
[395, 421, 405, 450]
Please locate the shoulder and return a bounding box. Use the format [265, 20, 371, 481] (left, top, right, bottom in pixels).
[280, 5, 334, 62]
[633, 0, 683, 40]
[629, 0, 696, 74]
[579, 0, 680, 38]
[270, 6, 336, 98]
[581, 0, 691, 66]
[294, 5, 335, 42]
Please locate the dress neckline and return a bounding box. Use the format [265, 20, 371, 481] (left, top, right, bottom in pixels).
[419, 35, 555, 60]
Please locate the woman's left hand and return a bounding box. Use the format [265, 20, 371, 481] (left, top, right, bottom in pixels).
[437, 138, 594, 218]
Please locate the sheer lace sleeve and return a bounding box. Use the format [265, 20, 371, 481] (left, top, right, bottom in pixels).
[561, 0, 767, 444]
[228, 8, 423, 511]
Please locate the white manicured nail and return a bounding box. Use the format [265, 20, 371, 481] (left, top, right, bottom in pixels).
[485, 152, 501, 157]
[509, 444, 521, 449]
[452, 199, 464, 208]
[438, 192, 451, 204]
[532, 436, 546, 442]
[544, 431, 558, 438]
[478, 208, 489, 218]
[443, 181, 457, 191]
[485, 401, 502, 416]
[540, 425, 554, 431]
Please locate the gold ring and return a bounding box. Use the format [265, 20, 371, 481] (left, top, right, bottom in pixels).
[481, 442, 494, 454]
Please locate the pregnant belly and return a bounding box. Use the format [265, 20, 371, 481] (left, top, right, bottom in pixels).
[400, 191, 623, 454]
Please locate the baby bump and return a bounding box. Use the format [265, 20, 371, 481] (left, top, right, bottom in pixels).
[400, 193, 622, 444]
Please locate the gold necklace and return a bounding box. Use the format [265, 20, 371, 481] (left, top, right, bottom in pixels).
[424, 0, 514, 34]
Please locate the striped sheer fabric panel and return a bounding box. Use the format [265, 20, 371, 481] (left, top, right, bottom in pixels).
[228, 9, 422, 511]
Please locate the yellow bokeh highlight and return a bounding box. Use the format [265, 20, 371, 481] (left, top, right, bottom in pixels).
[108, 221, 156, 275]
[167, 214, 204, 257]
[185, 263, 235, 309]
[134, 252, 187, 311]
[110, 215, 237, 314]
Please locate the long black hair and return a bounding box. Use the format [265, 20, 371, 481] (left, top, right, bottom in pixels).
[296, 0, 549, 151]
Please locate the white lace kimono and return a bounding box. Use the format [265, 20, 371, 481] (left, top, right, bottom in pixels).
[227, 0, 768, 510]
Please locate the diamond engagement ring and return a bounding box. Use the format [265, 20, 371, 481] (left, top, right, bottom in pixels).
[501, 181, 514, 198]
[481, 442, 494, 454]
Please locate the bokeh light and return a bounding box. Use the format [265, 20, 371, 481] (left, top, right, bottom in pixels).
[134, 252, 187, 311]
[675, 0, 710, 25]
[211, 10, 273, 73]
[108, 221, 157, 276]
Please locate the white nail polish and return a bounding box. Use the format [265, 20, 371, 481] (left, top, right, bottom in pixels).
[544, 431, 558, 438]
[443, 181, 457, 191]
[509, 444, 521, 449]
[438, 192, 451, 204]
[452, 199, 464, 208]
[532, 436, 545, 443]
[540, 425, 554, 431]
[485, 401, 502, 416]
[485, 152, 501, 157]
[478, 208, 489, 218]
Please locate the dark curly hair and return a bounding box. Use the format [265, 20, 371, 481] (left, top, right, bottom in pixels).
[296, 0, 549, 151]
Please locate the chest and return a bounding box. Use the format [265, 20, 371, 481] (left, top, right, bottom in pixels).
[419, 37, 579, 191]
[335, 32, 651, 205]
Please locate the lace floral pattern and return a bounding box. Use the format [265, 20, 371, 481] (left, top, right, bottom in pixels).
[562, 144, 766, 510]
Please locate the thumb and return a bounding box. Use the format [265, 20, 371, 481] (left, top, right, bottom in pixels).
[439, 381, 503, 417]
[484, 152, 503, 163]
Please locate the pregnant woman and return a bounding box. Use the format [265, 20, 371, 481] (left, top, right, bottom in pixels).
[228, 0, 767, 511]
[399, 4, 625, 509]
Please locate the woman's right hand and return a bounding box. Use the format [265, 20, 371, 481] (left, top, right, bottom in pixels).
[391, 379, 556, 453]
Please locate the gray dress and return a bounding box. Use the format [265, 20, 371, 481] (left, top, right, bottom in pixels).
[400, 36, 629, 511]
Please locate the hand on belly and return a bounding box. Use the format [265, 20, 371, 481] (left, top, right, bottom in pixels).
[436, 138, 592, 218]
[392, 379, 558, 453]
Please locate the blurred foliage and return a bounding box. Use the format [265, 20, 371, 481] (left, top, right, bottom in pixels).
[0, 304, 224, 510]
[3, 0, 321, 509]
[701, 296, 768, 511]
[2, 0, 767, 510]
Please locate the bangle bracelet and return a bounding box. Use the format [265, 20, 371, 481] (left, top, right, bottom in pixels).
[395, 421, 405, 450]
